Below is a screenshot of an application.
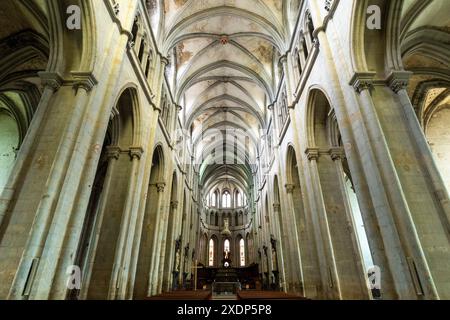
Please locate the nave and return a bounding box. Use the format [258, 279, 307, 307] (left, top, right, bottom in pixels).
[0, 0, 449, 301]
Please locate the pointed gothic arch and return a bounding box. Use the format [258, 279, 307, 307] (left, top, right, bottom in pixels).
[78, 86, 143, 299]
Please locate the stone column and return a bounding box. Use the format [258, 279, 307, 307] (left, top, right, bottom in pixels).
[7, 75, 98, 300]
[279, 55, 295, 106]
[154, 56, 169, 102]
[148, 182, 166, 296]
[282, 184, 306, 295]
[140, 47, 150, 73]
[274, 200, 297, 294]
[133, 28, 144, 58]
[155, 191, 171, 293]
[79, 146, 120, 300]
[329, 147, 370, 298]
[0, 72, 62, 227]
[388, 71, 450, 220]
[109, 146, 144, 299]
[350, 73, 429, 299]
[304, 148, 341, 299]
[161, 200, 179, 292]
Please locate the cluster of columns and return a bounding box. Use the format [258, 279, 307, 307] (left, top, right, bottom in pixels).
[0, 1, 201, 300]
[251, 0, 450, 300]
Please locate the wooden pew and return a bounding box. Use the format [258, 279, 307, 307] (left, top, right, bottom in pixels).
[146, 290, 212, 300]
[237, 290, 308, 300]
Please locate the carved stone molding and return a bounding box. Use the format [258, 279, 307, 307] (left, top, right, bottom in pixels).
[329, 147, 346, 161]
[129, 146, 144, 160]
[305, 147, 320, 161]
[160, 56, 170, 66]
[278, 54, 288, 65]
[285, 183, 295, 193]
[38, 72, 63, 91]
[349, 72, 376, 94]
[171, 201, 179, 210]
[72, 72, 98, 92]
[387, 71, 413, 94]
[110, 106, 119, 120]
[220, 35, 229, 45]
[287, 103, 296, 110]
[106, 146, 121, 160]
[110, 0, 120, 15]
[156, 182, 166, 193]
[312, 38, 320, 49]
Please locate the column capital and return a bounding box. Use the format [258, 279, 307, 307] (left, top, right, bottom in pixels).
[278, 54, 288, 65]
[329, 147, 346, 161]
[325, 0, 334, 12]
[156, 182, 166, 193]
[387, 71, 413, 94]
[273, 203, 281, 211]
[38, 72, 64, 91]
[112, 2, 120, 15]
[285, 184, 295, 193]
[305, 147, 320, 161]
[160, 56, 170, 66]
[129, 146, 144, 160]
[288, 102, 296, 110]
[312, 38, 320, 49]
[349, 72, 376, 94]
[105, 146, 121, 160]
[72, 72, 98, 92]
[171, 200, 179, 210]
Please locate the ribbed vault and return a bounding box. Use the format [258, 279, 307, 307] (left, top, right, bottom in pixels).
[154, 0, 292, 201]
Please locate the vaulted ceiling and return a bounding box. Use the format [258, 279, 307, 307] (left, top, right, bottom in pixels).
[150, 0, 299, 198]
[0, 0, 48, 145]
[400, 0, 450, 130]
[151, 0, 450, 200]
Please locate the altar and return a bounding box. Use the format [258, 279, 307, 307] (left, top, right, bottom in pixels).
[193, 263, 260, 291]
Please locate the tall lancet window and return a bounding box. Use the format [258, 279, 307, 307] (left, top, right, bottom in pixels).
[208, 239, 214, 267]
[212, 191, 217, 207]
[236, 191, 242, 207]
[222, 191, 231, 208]
[224, 239, 230, 253]
[239, 238, 245, 266]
